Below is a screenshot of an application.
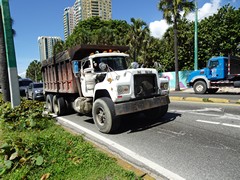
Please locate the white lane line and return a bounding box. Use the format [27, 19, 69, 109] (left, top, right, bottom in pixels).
[222, 123, 240, 129]
[57, 117, 185, 180]
[196, 120, 240, 129]
[196, 120, 220, 125]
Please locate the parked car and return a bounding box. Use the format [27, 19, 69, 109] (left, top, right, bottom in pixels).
[19, 78, 33, 96]
[26, 82, 44, 100]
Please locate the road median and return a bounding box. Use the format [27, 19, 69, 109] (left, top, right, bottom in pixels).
[170, 96, 238, 104]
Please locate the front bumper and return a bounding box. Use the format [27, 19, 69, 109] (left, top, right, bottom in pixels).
[114, 95, 170, 116]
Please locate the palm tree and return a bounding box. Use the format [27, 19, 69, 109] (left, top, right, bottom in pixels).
[26, 60, 42, 82]
[128, 18, 150, 63]
[158, 0, 194, 91]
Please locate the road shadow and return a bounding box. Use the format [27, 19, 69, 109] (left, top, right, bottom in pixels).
[117, 112, 181, 134]
[81, 112, 181, 134]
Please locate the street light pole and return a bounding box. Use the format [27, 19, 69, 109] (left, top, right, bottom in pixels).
[0, 0, 20, 107]
[194, 0, 198, 70]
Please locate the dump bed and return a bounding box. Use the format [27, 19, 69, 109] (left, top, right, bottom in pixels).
[42, 44, 129, 94]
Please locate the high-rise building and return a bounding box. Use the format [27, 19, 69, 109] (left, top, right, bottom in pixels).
[81, 0, 112, 21]
[63, 7, 75, 40]
[63, 0, 112, 40]
[38, 36, 62, 61]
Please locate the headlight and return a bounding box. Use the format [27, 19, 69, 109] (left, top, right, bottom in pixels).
[117, 85, 130, 95]
[35, 89, 42, 93]
[161, 82, 169, 90]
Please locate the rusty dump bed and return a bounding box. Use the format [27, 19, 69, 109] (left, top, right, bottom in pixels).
[42, 44, 129, 94]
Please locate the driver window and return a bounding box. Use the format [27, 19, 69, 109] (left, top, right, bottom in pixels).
[209, 61, 219, 69]
[81, 60, 91, 69]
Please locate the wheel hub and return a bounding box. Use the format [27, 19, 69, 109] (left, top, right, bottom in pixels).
[96, 108, 105, 126]
[196, 85, 203, 92]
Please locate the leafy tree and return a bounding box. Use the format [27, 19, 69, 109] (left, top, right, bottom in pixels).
[127, 18, 150, 64]
[158, 0, 194, 90]
[198, 5, 240, 68]
[53, 40, 64, 55]
[26, 60, 42, 82]
[64, 17, 130, 49]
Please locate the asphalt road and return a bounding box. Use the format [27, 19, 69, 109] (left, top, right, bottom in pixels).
[57, 101, 240, 180]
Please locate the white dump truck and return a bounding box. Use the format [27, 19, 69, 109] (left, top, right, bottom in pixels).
[42, 45, 170, 133]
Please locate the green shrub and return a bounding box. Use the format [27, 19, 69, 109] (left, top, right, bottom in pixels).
[0, 97, 140, 179]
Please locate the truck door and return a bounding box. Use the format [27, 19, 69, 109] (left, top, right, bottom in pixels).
[207, 59, 222, 80]
[80, 59, 95, 97]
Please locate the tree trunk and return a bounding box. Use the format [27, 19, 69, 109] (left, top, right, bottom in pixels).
[0, 8, 10, 102]
[174, 18, 180, 91]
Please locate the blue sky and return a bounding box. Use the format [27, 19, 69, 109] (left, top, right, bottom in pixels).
[7, 0, 240, 76]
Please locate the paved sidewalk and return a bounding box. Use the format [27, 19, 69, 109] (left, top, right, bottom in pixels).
[171, 87, 240, 93]
[169, 87, 240, 104]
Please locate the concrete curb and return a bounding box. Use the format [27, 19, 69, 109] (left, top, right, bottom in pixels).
[170, 96, 239, 104]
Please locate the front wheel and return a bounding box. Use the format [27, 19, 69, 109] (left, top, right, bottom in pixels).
[193, 81, 207, 94]
[92, 97, 120, 134]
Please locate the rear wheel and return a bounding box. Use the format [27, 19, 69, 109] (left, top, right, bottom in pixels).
[53, 95, 66, 116]
[92, 97, 120, 134]
[193, 81, 207, 94]
[46, 94, 53, 112]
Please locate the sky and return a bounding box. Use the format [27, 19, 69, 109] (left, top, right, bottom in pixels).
[6, 0, 240, 76]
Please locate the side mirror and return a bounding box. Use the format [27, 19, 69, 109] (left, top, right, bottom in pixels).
[130, 62, 139, 69]
[99, 62, 107, 71]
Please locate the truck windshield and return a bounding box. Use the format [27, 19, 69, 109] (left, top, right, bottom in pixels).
[19, 80, 32, 87]
[93, 56, 128, 72]
[34, 83, 43, 88]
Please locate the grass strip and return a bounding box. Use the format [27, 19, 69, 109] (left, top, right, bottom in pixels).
[0, 96, 141, 180]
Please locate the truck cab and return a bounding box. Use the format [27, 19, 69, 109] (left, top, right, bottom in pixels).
[206, 57, 227, 80]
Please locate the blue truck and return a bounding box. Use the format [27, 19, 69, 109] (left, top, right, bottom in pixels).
[187, 56, 240, 94]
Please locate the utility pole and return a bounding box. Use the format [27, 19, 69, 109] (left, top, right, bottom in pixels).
[0, 0, 20, 107]
[194, 0, 198, 70]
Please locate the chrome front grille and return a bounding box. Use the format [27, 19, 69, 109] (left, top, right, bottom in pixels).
[134, 74, 158, 98]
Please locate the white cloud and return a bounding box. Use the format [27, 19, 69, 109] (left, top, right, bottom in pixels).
[187, 0, 221, 21]
[149, 20, 170, 39]
[18, 71, 26, 78]
[150, 0, 221, 39]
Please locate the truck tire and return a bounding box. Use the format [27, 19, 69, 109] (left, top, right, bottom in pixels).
[92, 97, 120, 134]
[32, 93, 35, 100]
[144, 104, 168, 119]
[193, 81, 207, 94]
[207, 88, 219, 94]
[53, 95, 66, 116]
[26, 92, 29, 100]
[46, 94, 53, 112]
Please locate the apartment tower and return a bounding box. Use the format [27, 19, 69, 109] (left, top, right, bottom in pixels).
[63, 7, 75, 40]
[63, 0, 112, 40]
[38, 36, 62, 61]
